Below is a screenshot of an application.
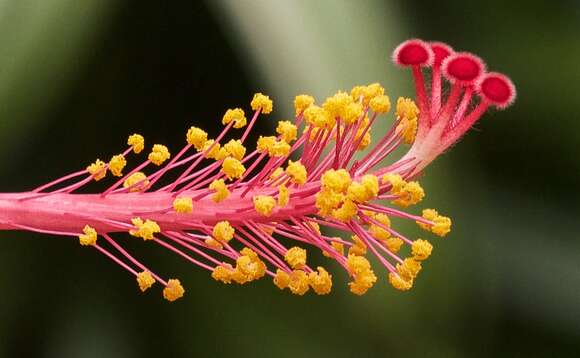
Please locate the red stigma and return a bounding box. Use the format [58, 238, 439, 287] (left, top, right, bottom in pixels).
[477, 72, 516, 109]
[442, 52, 486, 85]
[393, 39, 433, 67]
[430, 42, 453, 67]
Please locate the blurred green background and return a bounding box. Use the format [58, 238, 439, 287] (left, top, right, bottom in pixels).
[0, 0, 578, 357]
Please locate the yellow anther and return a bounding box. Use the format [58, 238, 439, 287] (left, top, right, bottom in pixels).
[350, 85, 366, 102]
[221, 157, 246, 180]
[347, 174, 378, 203]
[396, 258, 422, 281]
[397, 116, 418, 144]
[388, 272, 413, 291]
[284, 246, 307, 269]
[223, 139, 246, 160]
[233, 247, 266, 283]
[130, 218, 160, 241]
[348, 235, 367, 256]
[276, 120, 298, 143]
[364, 83, 385, 102]
[253, 195, 276, 217]
[173, 197, 193, 214]
[123, 172, 149, 192]
[86, 159, 107, 181]
[304, 105, 335, 129]
[412, 239, 433, 261]
[347, 254, 377, 295]
[385, 237, 403, 253]
[213, 221, 234, 243]
[79, 225, 97, 246]
[250, 93, 273, 114]
[270, 167, 284, 180]
[418, 209, 452, 237]
[205, 237, 223, 250]
[269, 140, 291, 157]
[323, 240, 345, 257]
[323, 91, 354, 119]
[288, 270, 310, 295]
[393, 181, 425, 207]
[257, 135, 276, 153]
[396, 97, 419, 119]
[273, 269, 291, 290]
[294, 94, 315, 115]
[201, 139, 221, 159]
[342, 102, 364, 124]
[278, 184, 289, 207]
[369, 213, 391, 240]
[148, 144, 170, 166]
[163, 279, 185, 301]
[382, 173, 406, 193]
[285, 160, 307, 185]
[186, 126, 208, 150]
[127, 133, 145, 154]
[108, 154, 127, 177]
[315, 188, 344, 216]
[212, 263, 234, 284]
[331, 199, 358, 222]
[321, 169, 351, 193]
[222, 108, 247, 128]
[369, 95, 391, 113]
[136, 271, 155, 292]
[309, 266, 332, 295]
[209, 179, 230, 202]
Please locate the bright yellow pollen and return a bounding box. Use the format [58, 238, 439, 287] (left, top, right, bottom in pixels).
[86, 159, 107, 181]
[108, 154, 127, 177]
[257, 135, 276, 153]
[288, 269, 310, 295]
[136, 271, 155, 292]
[129, 217, 160, 241]
[385, 237, 403, 253]
[342, 102, 364, 124]
[393, 181, 425, 207]
[270, 167, 284, 180]
[369, 95, 391, 113]
[348, 235, 367, 256]
[272, 269, 289, 289]
[209, 179, 230, 202]
[232, 247, 266, 284]
[418, 209, 452, 237]
[294, 94, 315, 115]
[309, 267, 332, 295]
[396, 97, 419, 119]
[223, 139, 246, 160]
[79, 225, 97, 246]
[321, 169, 351, 193]
[388, 272, 413, 291]
[213, 221, 234, 243]
[222, 108, 247, 128]
[323, 240, 345, 257]
[212, 263, 234, 284]
[186, 126, 208, 150]
[250, 93, 273, 114]
[285, 160, 307, 185]
[382, 173, 406, 193]
[412, 239, 433, 261]
[347, 174, 379, 203]
[148, 144, 170, 166]
[221, 157, 246, 180]
[205, 237, 223, 250]
[323, 91, 354, 122]
[278, 184, 289, 207]
[396, 258, 422, 281]
[127, 133, 145, 154]
[369, 213, 391, 240]
[347, 254, 377, 295]
[397, 116, 418, 144]
[284, 246, 307, 269]
[253, 195, 276, 217]
[163, 279, 185, 301]
[276, 120, 298, 143]
[123, 172, 149, 192]
[172, 197, 193, 214]
[331, 199, 358, 222]
[315, 188, 344, 216]
[303, 105, 335, 129]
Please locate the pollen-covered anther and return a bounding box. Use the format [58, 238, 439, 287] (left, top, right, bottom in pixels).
[186, 126, 208, 150]
[127, 133, 145, 154]
[331, 199, 358, 222]
[368, 213, 391, 240]
[78, 225, 97, 246]
[392, 181, 425, 207]
[213, 221, 234, 243]
[393, 39, 434, 67]
[136, 271, 155, 292]
[385, 237, 403, 253]
[273, 269, 290, 290]
[173, 197, 193, 214]
[396, 258, 422, 281]
[285, 160, 307, 185]
[163, 279, 185, 302]
[388, 272, 413, 291]
[123, 172, 149, 192]
[321, 169, 351, 193]
[294, 94, 315, 116]
[209, 179, 230, 202]
[221, 157, 246, 180]
[347, 174, 379, 203]
[251, 93, 273, 114]
[86, 159, 107, 181]
[130, 217, 160, 241]
[348, 235, 367, 256]
[369, 95, 391, 113]
[148, 144, 170, 166]
[309, 267, 332, 295]
[323, 240, 345, 257]
[277, 184, 289, 207]
[412, 239, 433, 261]
[233, 247, 266, 283]
[223, 139, 246, 160]
[108, 154, 127, 177]
[347, 254, 377, 295]
[222, 108, 247, 128]
[276, 120, 298, 143]
[476, 72, 516, 109]
[418, 209, 452, 237]
[253, 195, 276, 217]
[442, 52, 486, 85]
[285, 246, 307, 269]
[288, 269, 310, 295]
[212, 263, 234, 284]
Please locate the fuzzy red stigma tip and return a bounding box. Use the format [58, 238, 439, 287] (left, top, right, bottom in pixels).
[429, 42, 454, 67]
[442, 52, 486, 85]
[476, 72, 516, 109]
[392, 39, 434, 67]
